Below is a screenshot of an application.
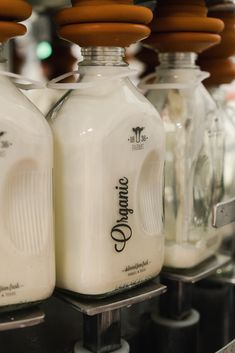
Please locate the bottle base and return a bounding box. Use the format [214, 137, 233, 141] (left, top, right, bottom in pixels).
[56, 275, 159, 299]
[0, 300, 43, 314]
[164, 242, 219, 269]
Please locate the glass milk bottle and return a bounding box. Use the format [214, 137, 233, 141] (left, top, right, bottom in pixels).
[198, 3, 235, 263]
[208, 85, 235, 253]
[145, 52, 224, 269]
[48, 47, 165, 297]
[0, 48, 55, 311]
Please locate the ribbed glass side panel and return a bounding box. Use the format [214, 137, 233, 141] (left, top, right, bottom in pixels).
[5, 169, 52, 254]
[138, 152, 163, 235]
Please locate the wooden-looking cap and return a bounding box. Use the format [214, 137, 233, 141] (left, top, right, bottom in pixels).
[144, 0, 224, 53]
[199, 3, 235, 85]
[0, 0, 32, 42]
[56, 0, 153, 47]
[201, 9, 235, 58]
[199, 58, 235, 85]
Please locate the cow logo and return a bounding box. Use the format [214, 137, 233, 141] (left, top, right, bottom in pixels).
[128, 127, 148, 151]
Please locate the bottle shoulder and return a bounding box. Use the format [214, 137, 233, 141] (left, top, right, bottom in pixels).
[146, 83, 219, 124]
[49, 80, 164, 133]
[0, 79, 52, 138]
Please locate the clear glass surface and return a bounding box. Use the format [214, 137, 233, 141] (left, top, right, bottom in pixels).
[210, 84, 235, 257]
[145, 53, 224, 268]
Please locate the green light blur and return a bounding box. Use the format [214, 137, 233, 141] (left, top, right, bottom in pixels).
[37, 41, 52, 60]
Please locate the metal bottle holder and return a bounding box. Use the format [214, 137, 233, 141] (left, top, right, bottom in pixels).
[149, 199, 234, 353]
[0, 307, 45, 332]
[55, 279, 166, 353]
[216, 338, 235, 353]
[151, 255, 230, 353]
[209, 197, 235, 286]
[191, 199, 235, 353]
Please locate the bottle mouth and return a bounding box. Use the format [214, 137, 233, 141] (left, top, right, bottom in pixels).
[80, 47, 128, 67]
[158, 52, 199, 69]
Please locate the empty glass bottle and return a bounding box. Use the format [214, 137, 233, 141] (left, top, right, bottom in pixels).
[145, 52, 224, 269]
[209, 84, 235, 255]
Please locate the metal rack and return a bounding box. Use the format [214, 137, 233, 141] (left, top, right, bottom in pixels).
[0, 307, 44, 332]
[216, 339, 235, 353]
[56, 279, 166, 353]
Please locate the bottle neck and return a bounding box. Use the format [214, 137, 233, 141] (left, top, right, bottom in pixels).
[0, 43, 6, 63]
[158, 52, 198, 70]
[80, 47, 128, 67]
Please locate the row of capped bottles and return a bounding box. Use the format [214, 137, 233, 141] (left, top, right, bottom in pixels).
[0, 0, 233, 308]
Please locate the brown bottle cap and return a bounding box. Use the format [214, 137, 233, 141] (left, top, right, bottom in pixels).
[199, 58, 235, 85]
[0, 0, 32, 42]
[199, 3, 235, 85]
[144, 0, 224, 53]
[0, 0, 32, 21]
[56, 0, 153, 47]
[201, 9, 235, 57]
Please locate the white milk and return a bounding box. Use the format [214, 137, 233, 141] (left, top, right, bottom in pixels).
[0, 73, 55, 308]
[164, 235, 220, 269]
[49, 65, 165, 296]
